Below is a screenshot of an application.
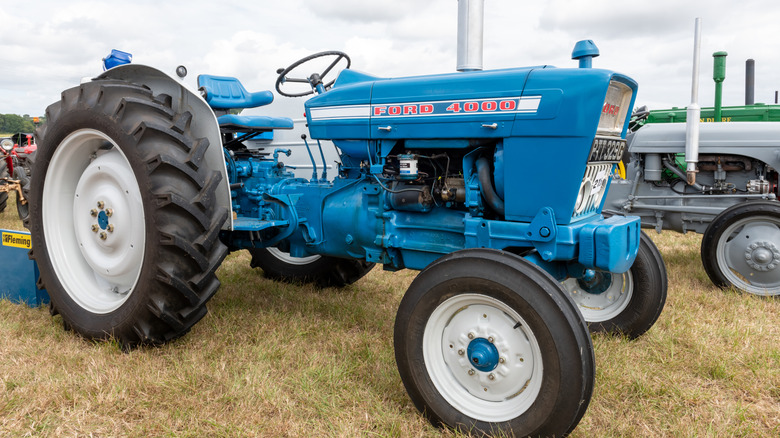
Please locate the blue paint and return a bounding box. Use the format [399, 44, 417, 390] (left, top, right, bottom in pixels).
[467, 338, 499, 372]
[0, 230, 48, 307]
[97, 210, 109, 230]
[212, 41, 641, 280]
[577, 270, 613, 294]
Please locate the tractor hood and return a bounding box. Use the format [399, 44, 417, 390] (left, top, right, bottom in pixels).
[305, 67, 539, 141]
[306, 66, 633, 144]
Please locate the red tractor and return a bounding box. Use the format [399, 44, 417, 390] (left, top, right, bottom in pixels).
[0, 132, 37, 219]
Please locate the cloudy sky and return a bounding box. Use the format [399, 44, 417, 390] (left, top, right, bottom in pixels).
[2, 0, 779, 117]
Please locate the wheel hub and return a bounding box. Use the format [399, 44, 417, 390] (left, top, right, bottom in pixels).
[744, 241, 780, 271]
[562, 270, 633, 322]
[576, 269, 613, 294]
[467, 338, 499, 372]
[424, 294, 543, 422]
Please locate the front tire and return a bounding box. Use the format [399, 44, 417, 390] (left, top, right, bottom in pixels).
[249, 247, 374, 287]
[562, 231, 667, 338]
[394, 249, 594, 436]
[30, 79, 229, 346]
[702, 201, 780, 296]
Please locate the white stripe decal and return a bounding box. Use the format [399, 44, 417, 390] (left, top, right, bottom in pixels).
[309, 105, 371, 120]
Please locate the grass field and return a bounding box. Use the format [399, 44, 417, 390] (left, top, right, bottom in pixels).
[0, 191, 777, 437]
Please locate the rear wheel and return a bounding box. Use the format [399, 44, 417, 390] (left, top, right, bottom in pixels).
[30, 79, 228, 347]
[702, 201, 780, 296]
[562, 231, 667, 338]
[249, 247, 374, 287]
[394, 249, 594, 436]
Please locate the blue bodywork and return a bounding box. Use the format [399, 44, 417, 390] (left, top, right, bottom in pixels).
[214, 59, 640, 277]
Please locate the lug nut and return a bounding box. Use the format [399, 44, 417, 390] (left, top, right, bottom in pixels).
[91, 224, 99, 232]
[90, 209, 98, 217]
[499, 357, 506, 364]
[458, 349, 465, 356]
[467, 369, 475, 376]
[106, 208, 113, 217]
[99, 232, 107, 240]
[107, 224, 114, 232]
[488, 336, 494, 343]
[467, 332, 475, 340]
[488, 373, 495, 381]
[97, 201, 105, 209]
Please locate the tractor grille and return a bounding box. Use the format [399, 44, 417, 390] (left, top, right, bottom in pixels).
[572, 162, 613, 219]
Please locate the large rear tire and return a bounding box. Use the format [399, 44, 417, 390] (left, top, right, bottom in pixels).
[394, 249, 594, 436]
[562, 231, 667, 338]
[249, 247, 374, 287]
[30, 79, 229, 347]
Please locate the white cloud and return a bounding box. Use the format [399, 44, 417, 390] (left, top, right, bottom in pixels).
[1, 0, 780, 115]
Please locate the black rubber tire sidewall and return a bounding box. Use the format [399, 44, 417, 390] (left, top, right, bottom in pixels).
[30, 80, 228, 346]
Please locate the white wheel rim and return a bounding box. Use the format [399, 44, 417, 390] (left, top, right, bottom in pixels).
[562, 271, 633, 322]
[43, 129, 145, 313]
[423, 293, 543, 422]
[716, 216, 780, 296]
[266, 247, 321, 265]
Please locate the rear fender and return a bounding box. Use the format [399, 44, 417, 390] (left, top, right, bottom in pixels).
[96, 65, 233, 230]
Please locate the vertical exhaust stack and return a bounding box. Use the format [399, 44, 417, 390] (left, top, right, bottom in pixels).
[457, 0, 484, 72]
[685, 18, 702, 186]
[746, 59, 755, 105]
[713, 51, 727, 122]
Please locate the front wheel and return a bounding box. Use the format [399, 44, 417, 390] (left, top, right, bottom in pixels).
[249, 247, 374, 287]
[702, 201, 780, 296]
[562, 231, 667, 338]
[30, 79, 229, 347]
[394, 249, 594, 436]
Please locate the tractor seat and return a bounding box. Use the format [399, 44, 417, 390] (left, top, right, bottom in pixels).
[198, 74, 294, 136]
[198, 74, 274, 109]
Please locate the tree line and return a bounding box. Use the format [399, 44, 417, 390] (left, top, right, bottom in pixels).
[0, 114, 43, 134]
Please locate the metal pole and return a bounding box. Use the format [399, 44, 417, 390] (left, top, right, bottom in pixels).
[745, 59, 755, 105]
[685, 18, 702, 185]
[456, 0, 484, 72]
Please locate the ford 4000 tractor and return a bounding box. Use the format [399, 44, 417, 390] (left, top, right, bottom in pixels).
[28, 25, 666, 438]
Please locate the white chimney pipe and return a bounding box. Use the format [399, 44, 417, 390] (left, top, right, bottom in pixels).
[457, 0, 484, 71]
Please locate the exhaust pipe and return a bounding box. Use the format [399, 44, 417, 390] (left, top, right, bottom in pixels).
[456, 0, 484, 72]
[713, 51, 727, 123]
[685, 18, 702, 185]
[746, 59, 755, 105]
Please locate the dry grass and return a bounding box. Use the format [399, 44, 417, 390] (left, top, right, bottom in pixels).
[0, 193, 778, 437]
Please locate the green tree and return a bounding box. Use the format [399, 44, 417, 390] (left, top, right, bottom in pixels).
[0, 114, 26, 133]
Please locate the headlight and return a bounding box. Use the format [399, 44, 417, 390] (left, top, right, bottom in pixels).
[0, 139, 13, 152]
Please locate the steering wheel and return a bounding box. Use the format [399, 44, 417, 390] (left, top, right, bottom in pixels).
[275, 51, 351, 97]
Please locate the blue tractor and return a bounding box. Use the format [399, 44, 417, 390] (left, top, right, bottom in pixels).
[28, 43, 666, 435]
